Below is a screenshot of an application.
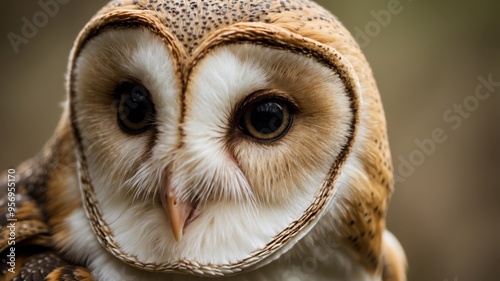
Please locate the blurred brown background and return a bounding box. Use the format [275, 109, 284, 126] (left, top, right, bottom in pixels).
[1, 1, 499, 280]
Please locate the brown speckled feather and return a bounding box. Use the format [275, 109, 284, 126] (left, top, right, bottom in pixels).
[0, 114, 88, 281]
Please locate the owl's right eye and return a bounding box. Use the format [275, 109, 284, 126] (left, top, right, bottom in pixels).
[115, 82, 155, 134]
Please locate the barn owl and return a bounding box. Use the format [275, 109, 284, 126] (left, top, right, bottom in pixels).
[0, 0, 406, 280]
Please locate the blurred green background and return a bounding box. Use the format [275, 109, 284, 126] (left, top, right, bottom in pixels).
[1, 1, 499, 280]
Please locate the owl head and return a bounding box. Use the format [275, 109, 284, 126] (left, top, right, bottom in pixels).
[66, 0, 394, 276]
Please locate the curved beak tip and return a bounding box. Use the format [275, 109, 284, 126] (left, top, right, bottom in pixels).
[162, 168, 196, 242]
[162, 182, 193, 242]
[166, 195, 193, 242]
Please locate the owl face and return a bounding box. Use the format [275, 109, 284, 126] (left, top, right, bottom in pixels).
[68, 0, 363, 275]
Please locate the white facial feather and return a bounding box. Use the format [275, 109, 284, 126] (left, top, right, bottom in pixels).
[68, 28, 376, 280]
[173, 46, 268, 204]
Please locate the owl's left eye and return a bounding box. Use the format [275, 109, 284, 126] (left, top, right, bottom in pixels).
[239, 96, 296, 142]
[115, 82, 155, 134]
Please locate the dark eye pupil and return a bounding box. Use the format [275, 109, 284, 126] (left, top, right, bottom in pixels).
[125, 89, 149, 123]
[131, 89, 146, 103]
[250, 102, 284, 134]
[240, 96, 294, 142]
[116, 82, 154, 134]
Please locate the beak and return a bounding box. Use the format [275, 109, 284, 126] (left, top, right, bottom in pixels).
[161, 168, 194, 242]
